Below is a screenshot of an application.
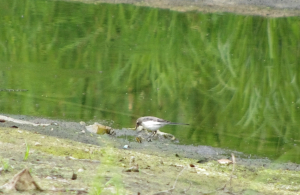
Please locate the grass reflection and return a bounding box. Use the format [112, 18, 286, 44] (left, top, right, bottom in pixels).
[1, 0, 300, 162]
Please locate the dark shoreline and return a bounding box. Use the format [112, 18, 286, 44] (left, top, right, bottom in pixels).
[63, 0, 300, 17]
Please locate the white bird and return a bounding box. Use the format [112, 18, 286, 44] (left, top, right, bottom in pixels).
[135, 116, 189, 133]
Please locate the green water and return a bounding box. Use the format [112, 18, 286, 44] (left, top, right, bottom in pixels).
[1, 0, 300, 163]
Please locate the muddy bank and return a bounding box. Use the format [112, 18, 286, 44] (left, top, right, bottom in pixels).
[64, 0, 300, 17]
[1, 114, 300, 194]
[0, 114, 299, 171]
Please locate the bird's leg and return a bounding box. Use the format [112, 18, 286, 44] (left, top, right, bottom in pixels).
[153, 130, 157, 136]
[150, 130, 158, 138]
[147, 130, 158, 142]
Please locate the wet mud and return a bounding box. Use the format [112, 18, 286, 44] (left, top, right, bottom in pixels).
[0, 114, 299, 171]
[1, 114, 300, 194]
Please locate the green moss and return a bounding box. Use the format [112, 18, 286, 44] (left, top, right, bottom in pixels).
[1, 127, 300, 194]
[0, 127, 103, 160]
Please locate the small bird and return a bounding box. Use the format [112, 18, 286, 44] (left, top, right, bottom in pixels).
[135, 116, 189, 133]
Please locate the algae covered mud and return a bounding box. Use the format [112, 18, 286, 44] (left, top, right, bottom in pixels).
[0, 116, 300, 194]
[0, 115, 300, 194]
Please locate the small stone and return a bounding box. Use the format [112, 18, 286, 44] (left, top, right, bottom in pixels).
[71, 173, 77, 180]
[130, 156, 135, 164]
[217, 159, 232, 165]
[46, 176, 52, 180]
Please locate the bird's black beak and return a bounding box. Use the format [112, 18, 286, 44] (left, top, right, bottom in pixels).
[135, 121, 140, 130]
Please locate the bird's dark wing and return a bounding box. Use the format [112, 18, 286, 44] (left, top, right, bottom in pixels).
[142, 116, 170, 123]
[156, 117, 170, 123]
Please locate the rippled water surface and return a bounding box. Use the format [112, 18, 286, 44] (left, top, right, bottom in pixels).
[1, 0, 300, 163]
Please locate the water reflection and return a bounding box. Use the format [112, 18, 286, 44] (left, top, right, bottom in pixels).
[1, 0, 300, 163]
